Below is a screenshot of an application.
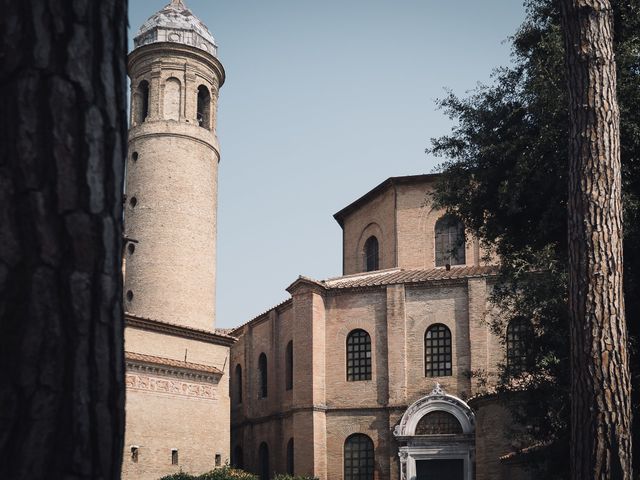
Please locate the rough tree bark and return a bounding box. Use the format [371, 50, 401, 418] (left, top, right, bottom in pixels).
[560, 0, 633, 479]
[0, 1, 128, 479]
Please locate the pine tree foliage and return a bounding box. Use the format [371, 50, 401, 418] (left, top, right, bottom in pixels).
[429, 0, 640, 477]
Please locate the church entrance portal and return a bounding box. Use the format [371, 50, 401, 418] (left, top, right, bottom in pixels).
[393, 384, 475, 480]
[416, 459, 464, 480]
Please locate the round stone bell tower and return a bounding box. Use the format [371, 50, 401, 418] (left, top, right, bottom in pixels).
[124, 0, 224, 331]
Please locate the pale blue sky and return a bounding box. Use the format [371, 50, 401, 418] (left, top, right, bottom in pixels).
[129, 1, 526, 328]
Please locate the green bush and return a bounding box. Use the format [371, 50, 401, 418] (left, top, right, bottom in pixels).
[160, 467, 257, 480]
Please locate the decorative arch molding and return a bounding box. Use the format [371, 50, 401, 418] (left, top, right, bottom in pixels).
[394, 383, 475, 438]
[394, 384, 475, 480]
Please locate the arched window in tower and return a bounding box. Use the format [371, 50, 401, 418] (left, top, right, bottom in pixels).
[258, 442, 270, 479]
[415, 411, 463, 435]
[285, 341, 294, 391]
[435, 215, 466, 267]
[286, 438, 294, 475]
[164, 77, 181, 120]
[506, 318, 534, 374]
[425, 324, 452, 377]
[364, 236, 379, 272]
[346, 329, 372, 381]
[344, 434, 375, 480]
[232, 445, 243, 470]
[234, 364, 242, 404]
[134, 80, 150, 124]
[258, 353, 268, 398]
[197, 85, 211, 129]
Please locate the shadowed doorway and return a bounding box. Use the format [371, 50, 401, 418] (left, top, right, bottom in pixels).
[416, 459, 464, 480]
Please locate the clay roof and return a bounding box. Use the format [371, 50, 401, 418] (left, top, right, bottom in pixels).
[231, 265, 498, 332]
[333, 174, 439, 227]
[125, 351, 223, 375]
[125, 313, 236, 346]
[320, 265, 498, 289]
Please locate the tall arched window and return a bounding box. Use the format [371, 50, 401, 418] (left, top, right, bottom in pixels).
[435, 215, 466, 266]
[286, 438, 294, 475]
[346, 329, 372, 381]
[235, 364, 243, 404]
[232, 445, 243, 469]
[344, 434, 375, 480]
[258, 442, 269, 479]
[425, 324, 452, 377]
[258, 353, 268, 398]
[506, 318, 533, 374]
[197, 85, 211, 129]
[164, 77, 181, 120]
[415, 411, 463, 435]
[134, 80, 149, 124]
[364, 236, 379, 272]
[285, 341, 293, 391]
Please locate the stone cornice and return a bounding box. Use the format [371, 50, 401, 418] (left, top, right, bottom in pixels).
[125, 313, 236, 347]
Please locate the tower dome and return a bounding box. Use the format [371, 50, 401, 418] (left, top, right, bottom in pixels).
[134, 0, 217, 56]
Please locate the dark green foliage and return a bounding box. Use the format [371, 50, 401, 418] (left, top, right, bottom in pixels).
[159, 467, 258, 480]
[429, 0, 640, 477]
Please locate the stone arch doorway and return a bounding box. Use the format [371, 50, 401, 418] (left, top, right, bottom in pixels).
[393, 384, 475, 480]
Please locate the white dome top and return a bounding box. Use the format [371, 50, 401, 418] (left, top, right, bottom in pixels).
[134, 0, 217, 56]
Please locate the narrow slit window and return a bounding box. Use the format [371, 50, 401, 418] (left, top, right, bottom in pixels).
[364, 236, 379, 272]
[171, 449, 178, 465]
[258, 353, 268, 398]
[197, 85, 211, 129]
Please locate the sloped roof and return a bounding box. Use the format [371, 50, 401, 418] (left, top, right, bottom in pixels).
[125, 351, 223, 375]
[233, 265, 498, 333]
[333, 174, 439, 227]
[320, 265, 498, 289]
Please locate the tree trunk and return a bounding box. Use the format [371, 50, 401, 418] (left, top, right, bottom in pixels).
[0, 1, 128, 479]
[560, 1, 633, 478]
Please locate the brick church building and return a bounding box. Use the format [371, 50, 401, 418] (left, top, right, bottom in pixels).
[230, 175, 533, 480]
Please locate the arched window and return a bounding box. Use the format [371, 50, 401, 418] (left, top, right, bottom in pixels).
[197, 85, 211, 129]
[344, 434, 374, 480]
[346, 329, 372, 381]
[364, 236, 379, 272]
[506, 318, 533, 374]
[134, 80, 149, 124]
[285, 341, 293, 391]
[258, 442, 270, 479]
[435, 215, 466, 267]
[258, 353, 268, 398]
[286, 438, 294, 475]
[164, 77, 181, 120]
[235, 364, 243, 404]
[232, 445, 243, 469]
[425, 324, 452, 377]
[415, 411, 463, 435]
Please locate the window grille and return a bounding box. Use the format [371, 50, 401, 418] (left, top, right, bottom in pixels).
[415, 411, 463, 435]
[506, 318, 533, 374]
[425, 324, 452, 377]
[344, 434, 375, 480]
[435, 216, 466, 266]
[347, 329, 372, 381]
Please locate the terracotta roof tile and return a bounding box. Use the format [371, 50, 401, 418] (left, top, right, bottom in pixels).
[125, 351, 223, 375]
[322, 265, 499, 289]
